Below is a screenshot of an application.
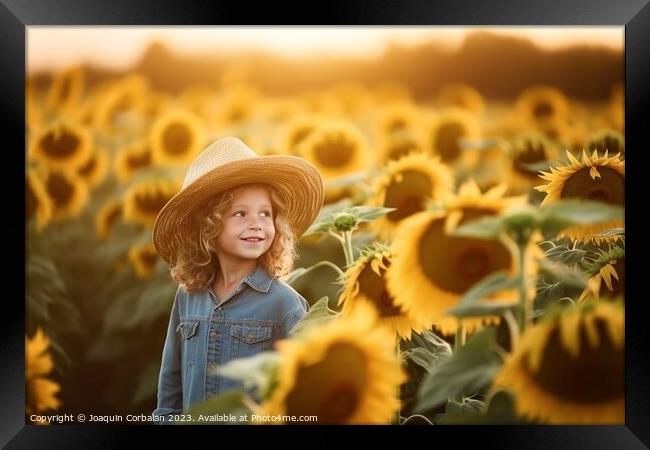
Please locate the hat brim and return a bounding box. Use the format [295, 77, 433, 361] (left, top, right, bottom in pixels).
[152, 155, 324, 263]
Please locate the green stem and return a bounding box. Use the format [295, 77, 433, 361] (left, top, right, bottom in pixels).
[454, 321, 466, 352]
[342, 230, 355, 267]
[517, 244, 529, 333]
[503, 308, 520, 351]
[307, 261, 345, 279]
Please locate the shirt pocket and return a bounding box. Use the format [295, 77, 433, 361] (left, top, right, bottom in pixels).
[176, 320, 200, 366]
[230, 324, 273, 360]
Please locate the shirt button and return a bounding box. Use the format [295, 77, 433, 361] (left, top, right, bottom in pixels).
[210, 331, 218, 338]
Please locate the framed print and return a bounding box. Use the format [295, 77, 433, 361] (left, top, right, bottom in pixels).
[6, 0, 650, 447]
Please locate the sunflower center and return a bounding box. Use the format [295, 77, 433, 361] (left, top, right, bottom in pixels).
[46, 172, 74, 208]
[135, 190, 172, 215]
[162, 122, 192, 155]
[559, 167, 624, 205]
[40, 129, 80, 159]
[388, 118, 408, 134]
[418, 209, 512, 294]
[313, 136, 354, 168]
[285, 343, 366, 423]
[387, 139, 418, 162]
[457, 247, 490, 278]
[106, 205, 123, 229]
[385, 170, 432, 222]
[140, 249, 159, 267]
[533, 101, 554, 119]
[434, 122, 465, 161]
[78, 155, 96, 176]
[524, 320, 623, 403]
[358, 260, 402, 317]
[514, 143, 547, 174]
[290, 126, 315, 151]
[127, 149, 152, 169]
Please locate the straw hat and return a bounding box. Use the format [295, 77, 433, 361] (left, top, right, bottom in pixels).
[153, 137, 324, 263]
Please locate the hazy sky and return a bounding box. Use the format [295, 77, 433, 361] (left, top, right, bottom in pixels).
[28, 26, 623, 73]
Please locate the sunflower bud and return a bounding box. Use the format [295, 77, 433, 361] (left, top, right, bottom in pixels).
[333, 212, 358, 232]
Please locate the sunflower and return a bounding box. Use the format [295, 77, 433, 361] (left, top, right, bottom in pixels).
[580, 246, 625, 302]
[114, 141, 153, 183]
[328, 81, 374, 117]
[26, 328, 62, 416]
[150, 110, 207, 166]
[535, 150, 624, 244]
[28, 121, 94, 171]
[123, 179, 180, 228]
[95, 199, 123, 240]
[368, 152, 454, 241]
[258, 302, 406, 424]
[374, 103, 424, 141]
[493, 302, 624, 424]
[297, 121, 372, 180]
[435, 83, 486, 117]
[42, 167, 89, 221]
[26, 168, 53, 230]
[211, 85, 260, 129]
[128, 242, 160, 278]
[278, 115, 323, 156]
[376, 130, 427, 165]
[585, 129, 624, 158]
[386, 180, 531, 335]
[424, 108, 482, 169]
[45, 65, 85, 115]
[77, 148, 109, 189]
[93, 74, 150, 133]
[506, 132, 562, 194]
[515, 85, 570, 131]
[338, 245, 422, 339]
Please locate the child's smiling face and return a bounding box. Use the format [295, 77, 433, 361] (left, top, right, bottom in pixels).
[216, 184, 276, 262]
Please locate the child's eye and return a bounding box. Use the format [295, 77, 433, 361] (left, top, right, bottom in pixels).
[261, 211, 272, 217]
[233, 211, 245, 217]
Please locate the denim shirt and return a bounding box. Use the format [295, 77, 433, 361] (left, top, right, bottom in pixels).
[152, 265, 308, 424]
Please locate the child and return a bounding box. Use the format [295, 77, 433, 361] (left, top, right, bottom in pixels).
[151, 137, 324, 424]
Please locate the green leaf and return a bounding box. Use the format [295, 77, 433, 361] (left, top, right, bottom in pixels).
[401, 330, 452, 373]
[592, 227, 625, 237]
[453, 215, 503, 239]
[214, 351, 280, 400]
[183, 391, 252, 425]
[435, 390, 531, 424]
[543, 244, 588, 265]
[414, 327, 502, 413]
[448, 300, 518, 318]
[539, 200, 623, 236]
[458, 271, 520, 306]
[289, 296, 338, 337]
[538, 258, 588, 290]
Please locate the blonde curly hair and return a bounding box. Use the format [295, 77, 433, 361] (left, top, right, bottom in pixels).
[170, 183, 297, 292]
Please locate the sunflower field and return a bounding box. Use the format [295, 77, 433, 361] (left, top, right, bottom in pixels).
[26, 39, 624, 425]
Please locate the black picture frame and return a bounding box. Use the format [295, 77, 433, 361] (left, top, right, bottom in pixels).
[6, 0, 649, 447]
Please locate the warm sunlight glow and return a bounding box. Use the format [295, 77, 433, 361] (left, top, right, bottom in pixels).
[28, 27, 623, 73]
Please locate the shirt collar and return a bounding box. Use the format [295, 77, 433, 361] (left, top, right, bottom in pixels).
[243, 264, 274, 293]
[207, 264, 274, 294]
